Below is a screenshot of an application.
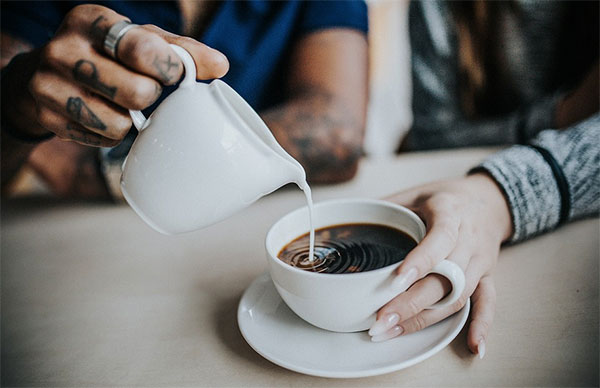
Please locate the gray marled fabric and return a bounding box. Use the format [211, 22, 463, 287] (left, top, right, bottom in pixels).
[477, 115, 600, 242]
[406, 0, 595, 149]
[406, 0, 599, 241]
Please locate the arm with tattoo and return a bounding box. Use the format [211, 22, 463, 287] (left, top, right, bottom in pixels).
[261, 29, 368, 184]
[262, 85, 363, 183]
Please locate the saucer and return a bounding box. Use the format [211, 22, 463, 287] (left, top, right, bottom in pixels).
[237, 273, 470, 378]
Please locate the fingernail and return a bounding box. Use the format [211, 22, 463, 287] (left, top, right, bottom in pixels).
[371, 325, 403, 342]
[478, 339, 486, 359]
[391, 267, 418, 293]
[368, 313, 400, 336]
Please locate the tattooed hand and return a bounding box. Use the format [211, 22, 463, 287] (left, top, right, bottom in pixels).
[2, 4, 229, 148]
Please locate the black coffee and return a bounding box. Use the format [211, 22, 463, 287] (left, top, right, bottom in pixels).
[277, 223, 417, 274]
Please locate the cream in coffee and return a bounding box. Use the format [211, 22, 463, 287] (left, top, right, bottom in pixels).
[277, 223, 417, 274]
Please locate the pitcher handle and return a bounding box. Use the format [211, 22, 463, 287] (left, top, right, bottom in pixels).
[128, 44, 197, 131]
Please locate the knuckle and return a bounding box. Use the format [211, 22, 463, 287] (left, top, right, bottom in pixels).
[28, 72, 47, 98]
[127, 34, 162, 66]
[175, 36, 199, 46]
[112, 115, 133, 136]
[436, 219, 459, 245]
[406, 297, 422, 318]
[126, 81, 157, 110]
[139, 24, 171, 38]
[471, 317, 491, 333]
[413, 314, 428, 332]
[479, 290, 497, 309]
[62, 5, 87, 29]
[420, 250, 438, 271]
[431, 192, 459, 210]
[140, 24, 160, 32]
[451, 293, 469, 313]
[35, 107, 57, 130]
[40, 41, 64, 67]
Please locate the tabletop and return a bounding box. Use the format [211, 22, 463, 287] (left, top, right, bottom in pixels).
[2, 147, 598, 387]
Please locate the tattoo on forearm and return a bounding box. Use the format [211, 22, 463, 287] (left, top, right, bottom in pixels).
[73, 59, 117, 99]
[263, 85, 363, 182]
[152, 55, 179, 83]
[66, 97, 107, 131]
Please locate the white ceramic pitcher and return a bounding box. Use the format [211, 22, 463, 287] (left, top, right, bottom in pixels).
[121, 45, 307, 235]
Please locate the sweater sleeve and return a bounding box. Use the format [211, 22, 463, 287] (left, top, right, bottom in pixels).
[405, 90, 564, 150]
[472, 113, 600, 242]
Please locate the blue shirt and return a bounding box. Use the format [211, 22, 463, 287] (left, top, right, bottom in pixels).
[2, 0, 367, 111]
[2, 0, 367, 168]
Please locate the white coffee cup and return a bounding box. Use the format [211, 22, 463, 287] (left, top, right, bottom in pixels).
[266, 198, 466, 333]
[121, 45, 306, 235]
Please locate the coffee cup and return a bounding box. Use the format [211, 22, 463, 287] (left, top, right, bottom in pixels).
[265, 198, 465, 332]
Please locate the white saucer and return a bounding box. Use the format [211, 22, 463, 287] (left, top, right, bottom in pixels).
[237, 273, 470, 378]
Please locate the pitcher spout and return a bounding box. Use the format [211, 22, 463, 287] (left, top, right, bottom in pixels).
[211, 78, 310, 191]
[270, 155, 307, 191]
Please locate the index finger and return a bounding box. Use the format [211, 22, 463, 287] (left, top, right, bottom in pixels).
[114, 24, 230, 84]
[140, 25, 229, 80]
[392, 207, 460, 292]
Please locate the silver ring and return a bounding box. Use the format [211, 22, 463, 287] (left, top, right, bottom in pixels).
[103, 20, 138, 60]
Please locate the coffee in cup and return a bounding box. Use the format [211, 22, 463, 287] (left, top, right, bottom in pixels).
[278, 223, 417, 274]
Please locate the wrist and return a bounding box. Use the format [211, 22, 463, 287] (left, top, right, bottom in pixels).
[467, 172, 514, 242]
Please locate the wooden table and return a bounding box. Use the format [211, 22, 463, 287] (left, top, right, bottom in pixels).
[2, 148, 598, 386]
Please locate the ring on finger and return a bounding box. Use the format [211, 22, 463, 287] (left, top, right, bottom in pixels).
[103, 20, 139, 60]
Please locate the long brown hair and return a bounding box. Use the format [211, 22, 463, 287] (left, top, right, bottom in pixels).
[450, 1, 515, 118]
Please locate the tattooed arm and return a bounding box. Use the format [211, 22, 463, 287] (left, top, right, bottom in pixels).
[262, 29, 368, 183]
[1, 4, 228, 193]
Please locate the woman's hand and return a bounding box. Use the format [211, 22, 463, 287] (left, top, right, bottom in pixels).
[2, 3, 229, 147]
[368, 173, 513, 358]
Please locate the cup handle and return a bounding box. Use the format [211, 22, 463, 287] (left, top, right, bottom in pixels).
[424, 260, 466, 309]
[128, 44, 198, 131]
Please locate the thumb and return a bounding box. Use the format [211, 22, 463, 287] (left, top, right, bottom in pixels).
[140, 24, 229, 80]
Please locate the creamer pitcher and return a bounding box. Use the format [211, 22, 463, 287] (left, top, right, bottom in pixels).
[121, 45, 307, 235]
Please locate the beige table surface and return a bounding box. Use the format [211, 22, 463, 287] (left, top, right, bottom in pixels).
[2, 148, 598, 387]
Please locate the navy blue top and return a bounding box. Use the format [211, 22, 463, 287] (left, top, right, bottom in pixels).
[2, 0, 367, 111]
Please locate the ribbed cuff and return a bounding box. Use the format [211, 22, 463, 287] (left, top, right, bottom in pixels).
[471, 145, 561, 243]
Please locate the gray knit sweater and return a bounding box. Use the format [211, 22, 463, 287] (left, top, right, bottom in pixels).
[481, 116, 599, 242]
[407, 0, 599, 242]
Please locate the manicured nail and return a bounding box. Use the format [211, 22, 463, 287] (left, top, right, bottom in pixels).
[478, 339, 486, 359]
[391, 267, 418, 293]
[368, 313, 400, 336]
[371, 325, 403, 342]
